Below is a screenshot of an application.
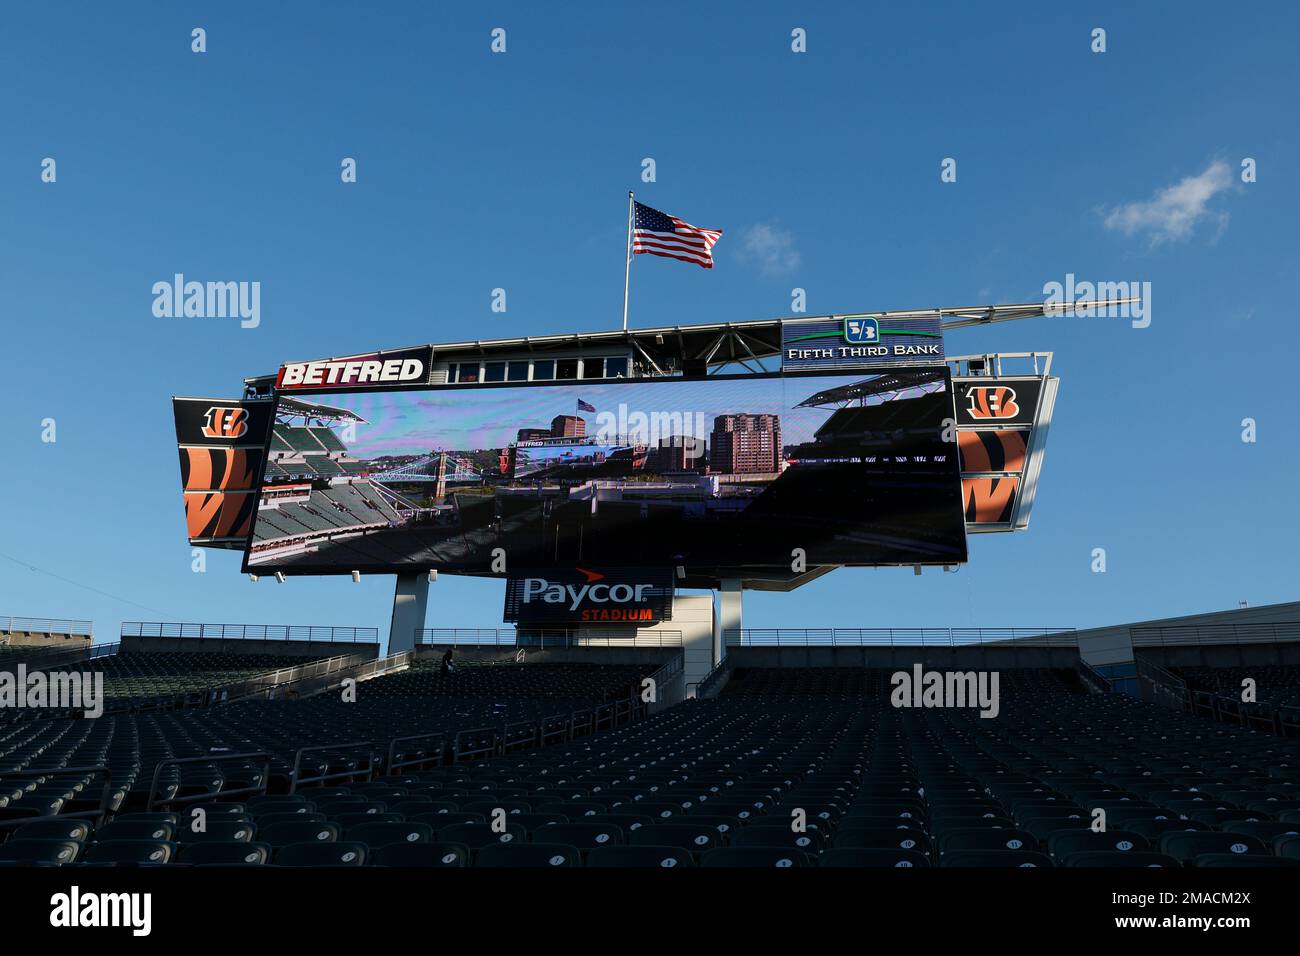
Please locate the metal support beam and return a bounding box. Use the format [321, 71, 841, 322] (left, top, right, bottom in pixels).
[388, 573, 429, 653]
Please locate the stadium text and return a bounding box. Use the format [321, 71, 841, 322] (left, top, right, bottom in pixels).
[151, 274, 260, 329]
[889, 665, 999, 718]
[49, 886, 151, 936]
[522, 577, 653, 612]
[0, 666, 103, 718]
[784, 344, 942, 360]
[278, 357, 425, 388]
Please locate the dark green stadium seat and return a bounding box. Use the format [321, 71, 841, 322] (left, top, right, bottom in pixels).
[345, 821, 435, 848]
[9, 818, 93, 843]
[1046, 829, 1149, 860]
[93, 820, 176, 842]
[434, 823, 526, 849]
[1063, 851, 1179, 867]
[179, 841, 272, 865]
[940, 849, 1054, 867]
[276, 841, 367, 866]
[1193, 854, 1300, 867]
[82, 840, 174, 865]
[701, 847, 811, 867]
[0, 838, 82, 864]
[818, 848, 930, 867]
[474, 843, 581, 867]
[176, 820, 256, 843]
[585, 845, 694, 867]
[372, 842, 470, 867]
[535, 822, 623, 851]
[1157, 831, 1266, 862]
[258, 821, 340, 847]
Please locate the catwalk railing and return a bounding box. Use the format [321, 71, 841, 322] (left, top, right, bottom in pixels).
[122, 622, 380, 644]
[418, 628, 684, 647]
[1130, 622, 1300, 647]
[724, 627, 1078, 647]
[1, 616, 93, 637]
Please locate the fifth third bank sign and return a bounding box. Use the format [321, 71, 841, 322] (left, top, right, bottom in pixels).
[782, 315, 945, 371]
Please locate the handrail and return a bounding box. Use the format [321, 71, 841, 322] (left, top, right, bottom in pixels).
[1131, 622, 1300, 647]
[216, 651, 372, 704]
[0, 641, 117, 672]
[146, 752, 272, 810]
[0, 765, 116, 830]
[725, 627, 1077, 647]
[1074, 659, 1113, 695]
[289, 741, 380, 793]
[418, 628, 684, 648]
[0, 616, 94, 637]
[122, 622, 379, 643]
[387, 732, 448, 775]
[693, 656, 735, 699]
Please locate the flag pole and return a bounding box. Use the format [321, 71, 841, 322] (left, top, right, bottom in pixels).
[622, 190, 634, 331]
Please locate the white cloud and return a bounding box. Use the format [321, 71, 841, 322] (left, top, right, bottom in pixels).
[737, 223, 801, 276]
[1102, 160, 1234, 245]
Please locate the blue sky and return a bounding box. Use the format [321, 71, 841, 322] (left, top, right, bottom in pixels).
[2, 1, 1297, 648]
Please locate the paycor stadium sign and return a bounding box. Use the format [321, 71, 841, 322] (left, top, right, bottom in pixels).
[503, 567, 674, 625]
[781, 315, 944, 371]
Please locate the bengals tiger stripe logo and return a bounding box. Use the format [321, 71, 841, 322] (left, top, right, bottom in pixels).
[965, 386, 1019, 420]
[201, 406, 249, 439]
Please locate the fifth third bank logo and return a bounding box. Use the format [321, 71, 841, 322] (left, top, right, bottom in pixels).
[844, 316, 879, 343]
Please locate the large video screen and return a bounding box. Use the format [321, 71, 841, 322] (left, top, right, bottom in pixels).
[243, 367, 968, 575]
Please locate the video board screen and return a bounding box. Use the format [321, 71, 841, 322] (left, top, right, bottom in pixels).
[242, 367, 968, 575]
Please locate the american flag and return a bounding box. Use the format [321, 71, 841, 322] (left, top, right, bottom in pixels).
[633, 201, 723, 269]
[576, 399, 596, 413]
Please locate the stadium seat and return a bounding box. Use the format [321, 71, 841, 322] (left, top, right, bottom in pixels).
[629, 824, 721, 855]
[372, 843, 471, 867]
[176, 820, 256, 843]
[1157, 832, 1267, 862]
[435, 823, 526, 849]
[0, 838, 82, 865]
[940, 849, 1054, 867]
[179, 842, 272, 865]
[82, 840, 175, 865]
[701, 847, 811, 867]
[258, 821, 340, 847]
[534, 822, 624, 851]
[346, 821, 435, 848]
[1062, 851, 1180, 868]
[1046, 829, 1149, 860]
[474, 843, 582, 867]
[8, 819, 93, 843]
[818, 848, 930, 868]
[276, 841, 368, 866]
[585, 845, 694, 867]
[730, 825, 827, 852]
[1192, 854, 1300, 868]
[93, 820, 176, 843]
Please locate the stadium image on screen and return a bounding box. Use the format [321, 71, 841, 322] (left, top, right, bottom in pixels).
[244, 368, 968, 576]
[6, 3, 1299, 942]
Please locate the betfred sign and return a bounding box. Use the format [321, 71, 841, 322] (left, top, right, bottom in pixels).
[276, 347, 429, 390]
[504, 567, 673, 625]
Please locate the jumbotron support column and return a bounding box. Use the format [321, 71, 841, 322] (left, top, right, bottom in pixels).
[388, 573, 429, 654]
[714, 578, 742, 665]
